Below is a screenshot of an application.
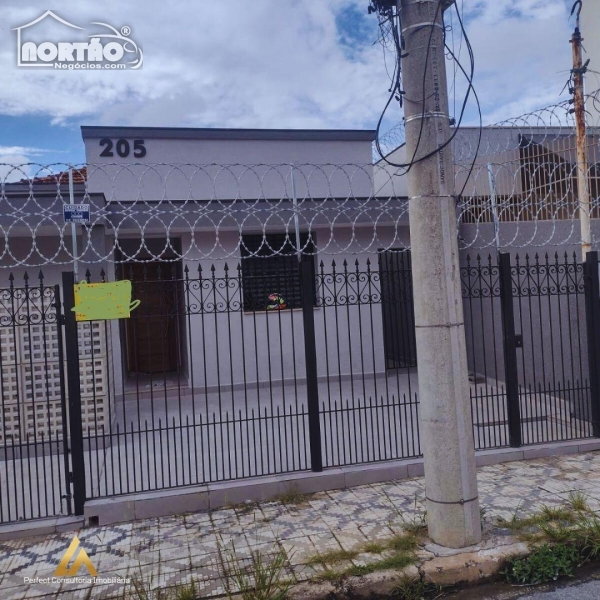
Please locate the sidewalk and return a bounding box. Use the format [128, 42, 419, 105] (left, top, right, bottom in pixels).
[1, 451, 600, 599]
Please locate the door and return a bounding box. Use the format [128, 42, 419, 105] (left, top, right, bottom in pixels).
[125, 263, 179, 374]
[379, 250, 417, 368]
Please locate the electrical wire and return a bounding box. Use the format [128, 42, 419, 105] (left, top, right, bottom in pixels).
[371, 0, 481, 183]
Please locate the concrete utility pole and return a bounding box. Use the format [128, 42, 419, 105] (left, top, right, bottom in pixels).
[570, 3, 592, 259]
[399, 0, 481, 547]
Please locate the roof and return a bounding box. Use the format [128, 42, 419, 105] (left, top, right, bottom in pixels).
[81, 126, 377, 142]
[20, 167, 87, 184]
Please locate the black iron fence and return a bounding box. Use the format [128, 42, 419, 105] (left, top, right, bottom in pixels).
[0, 251, 599, 524]
[463, 252, 594, 450]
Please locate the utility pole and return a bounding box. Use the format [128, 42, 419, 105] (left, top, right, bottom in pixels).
[571, 1, 591, 259]
[399, 0, 481, 547]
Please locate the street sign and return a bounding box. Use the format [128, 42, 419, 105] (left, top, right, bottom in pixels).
[63, 204, 90, 224]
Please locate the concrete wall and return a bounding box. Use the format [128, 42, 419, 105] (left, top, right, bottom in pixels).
[83, 133, 375, 202]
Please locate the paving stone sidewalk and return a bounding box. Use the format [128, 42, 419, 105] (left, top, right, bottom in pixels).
[2, 451, 600, 599]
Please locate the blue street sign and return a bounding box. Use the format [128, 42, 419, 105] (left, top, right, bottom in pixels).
[63, 204, 90, 224]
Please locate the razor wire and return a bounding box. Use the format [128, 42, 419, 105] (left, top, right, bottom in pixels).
[3, 89, 600, 266]
[0, 162, 410, 266]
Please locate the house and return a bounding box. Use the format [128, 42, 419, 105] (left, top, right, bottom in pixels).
[1, 124, 594, 444]
[0, 124, 594, 522]
[0, 126, 418, 449]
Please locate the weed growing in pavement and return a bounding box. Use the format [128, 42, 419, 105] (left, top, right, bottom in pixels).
[362, 540, 386, 553]
[345, 551, 415, 577]
[275, 486, 307, 506]
[392, 575, 445, 600]
[497, 492, 600, 585]
[568, 490, 591, 513]
[218, 537, 292, 600]
[306, 548, 359, 566]
[308, 531, 420, 582]
[502, 543, 580, 585]
[128, 573, 199, 600]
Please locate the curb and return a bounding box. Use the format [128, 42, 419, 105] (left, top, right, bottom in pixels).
[287, 539, 529, 599]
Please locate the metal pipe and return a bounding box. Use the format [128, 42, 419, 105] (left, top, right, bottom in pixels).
[291, 164, 302, 262]
[68, 169, 79, 279]
[487, 163, 500, 254]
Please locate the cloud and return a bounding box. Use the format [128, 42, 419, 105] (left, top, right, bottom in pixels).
[447, 0, 573, 125]
[0, 1, 388, 130]
[0, 145, 56, 156]
[0, 154, 33, 181]
[0, 0, 582, 137]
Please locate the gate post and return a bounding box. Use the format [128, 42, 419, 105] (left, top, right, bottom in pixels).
[300, 258, 323, 472]
[498, 253, 522, 447]
[584, 251, 600, 437]
[61, 271, 86, 515]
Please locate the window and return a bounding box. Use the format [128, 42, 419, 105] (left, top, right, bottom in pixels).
[240, 233, 316, 311]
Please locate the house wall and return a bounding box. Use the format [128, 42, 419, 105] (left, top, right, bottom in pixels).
[178, 225, 411, 392]
[84, 134, 375, 203]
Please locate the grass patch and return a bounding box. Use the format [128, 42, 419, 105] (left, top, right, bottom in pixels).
[387, 533, 418, 553]
[306, 548, 358, 566]
[307, 532, 421, 583]
[362, 541, 386, 553]
[347, 550, 415, 576]
[502, 543, 580, 585]
[129, 576, 199, 600]
[568, 490, 592, 513]
[497, 493, 600, 586]
[313, 568, 342, 582]
[393, 576, 445, 600]
[218, 540, 292, 600]
[496, 502, 576, 533]
[275, 487, 307, 506]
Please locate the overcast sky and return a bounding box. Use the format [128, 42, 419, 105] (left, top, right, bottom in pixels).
[0, 0, 581, 168]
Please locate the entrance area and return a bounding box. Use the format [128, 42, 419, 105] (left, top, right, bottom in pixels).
[115, 239, 184, 376]
[379, 250, 417, 369]
[125, 262, 181, 374]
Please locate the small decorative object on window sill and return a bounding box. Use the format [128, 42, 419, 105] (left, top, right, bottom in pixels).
[266, 293, 287, 310]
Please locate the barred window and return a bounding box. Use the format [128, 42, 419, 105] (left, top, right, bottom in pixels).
[240, 233, 316, 311]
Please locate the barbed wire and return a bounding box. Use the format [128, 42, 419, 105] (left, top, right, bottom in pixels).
[0, 162, 410, 266]
[2, 89, 600, 266]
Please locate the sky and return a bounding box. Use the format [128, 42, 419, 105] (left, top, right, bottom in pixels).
[0, 0, 582, 171]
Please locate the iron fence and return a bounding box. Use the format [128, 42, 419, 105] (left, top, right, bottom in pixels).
[81, 256, 421, 500]
[0, 276, 71, 522]
[0, 251, 599, 524]
[463, 252, 593, 450]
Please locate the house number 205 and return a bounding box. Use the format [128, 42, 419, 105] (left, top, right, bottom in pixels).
[99, 138, 147, 158]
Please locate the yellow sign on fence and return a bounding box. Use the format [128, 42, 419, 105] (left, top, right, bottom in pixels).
[73, 280, 140, 321]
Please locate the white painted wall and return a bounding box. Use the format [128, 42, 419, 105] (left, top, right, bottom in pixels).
[84, 134, 375, 202]
[179, 225, 411, 391]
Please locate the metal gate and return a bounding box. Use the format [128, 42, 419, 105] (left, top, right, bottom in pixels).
[463, 252, 595, 450]
[0, 274, 72, 523]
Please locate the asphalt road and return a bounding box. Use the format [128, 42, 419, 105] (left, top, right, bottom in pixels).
[446, 565, 600, 600]
[518, 579, 600, 599]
